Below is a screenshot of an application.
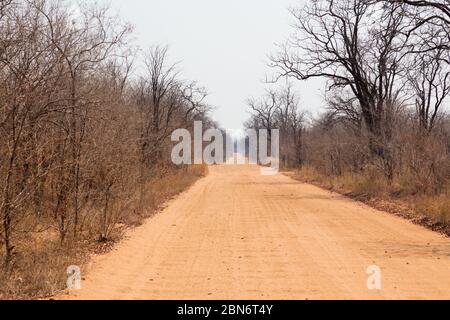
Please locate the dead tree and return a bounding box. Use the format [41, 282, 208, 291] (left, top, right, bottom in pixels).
[390, 0, 450, 25]
[0, 0, 62, 265]
[246, 89, 279, 134]
[34, 0, 131, 241]
[408, 47, 450, 132]
[137, 46, 179, 166]
[246, 85, 306, 167]
[269, 0, 413, 179]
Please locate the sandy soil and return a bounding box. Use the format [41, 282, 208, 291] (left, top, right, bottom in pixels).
[64, 165, 450, 300]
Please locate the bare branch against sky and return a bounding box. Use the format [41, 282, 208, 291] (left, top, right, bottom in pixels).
[107, 0, 326, 130]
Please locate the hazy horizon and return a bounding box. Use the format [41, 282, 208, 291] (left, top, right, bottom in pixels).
[108, 0, 326, 130]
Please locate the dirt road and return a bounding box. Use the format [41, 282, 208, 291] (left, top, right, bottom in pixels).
[66, 165, 450, 300]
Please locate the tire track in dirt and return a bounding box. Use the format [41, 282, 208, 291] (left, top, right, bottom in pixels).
[63, 165, 450, 300]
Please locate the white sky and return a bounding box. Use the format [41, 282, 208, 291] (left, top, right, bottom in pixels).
[108, 0, 326, 130]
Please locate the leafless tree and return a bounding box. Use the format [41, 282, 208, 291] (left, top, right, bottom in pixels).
[407, 46, 450, 132]
[269, 0, 418, 179]
[390, 0, 450, 26]
[0, 1, 213, 295]
[0, 0, 63, 265]
[246, 89, 279, 133]
[137, 46, 181, 166]
[271, 0, 412, 138]
[36, 1, 131, 241]
[246, 85, 307, 167]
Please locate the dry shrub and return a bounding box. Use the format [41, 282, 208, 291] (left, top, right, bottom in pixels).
[294, 165, 390, 199]
[122, 165, 207, 227]
[292, 166, 323, 184]
[289, 108, 450, 231]
[0, 242, 85, 300]
[293, 163, 450, 229]
[349, 169, 390, 199]
[414, 194, 450, 224]
[0, 0, 213, 299]
[0, 164, 207, 299]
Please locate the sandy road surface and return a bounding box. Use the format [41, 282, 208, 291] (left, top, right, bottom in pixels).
[65, 165, 450, 300]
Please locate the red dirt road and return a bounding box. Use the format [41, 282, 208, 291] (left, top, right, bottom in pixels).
[65, 165, 450, 300]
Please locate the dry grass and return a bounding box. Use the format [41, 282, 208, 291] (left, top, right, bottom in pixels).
[413, 195, 450, 225]
[0, 165, 207, 300]
[0, 244, 86, 300]
[292, 166, 389, 198]
[144, 166, 206, 213]
[292, 165, 450, 234]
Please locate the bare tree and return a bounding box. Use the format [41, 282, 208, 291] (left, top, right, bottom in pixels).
[274, 1, 412, 130]
[269, 0, 416, 179]
[182, 81, 209, 121]
[137, 46, 179, 166]
[0, 0, 214, 295]
[246, 85, 306, 167]
[390, 0, 450, 25]
[408, 46, 450, 132]
[246, 89, 279, 133]
[36, 1, 131, 240]
[137, 46, 210, 166]
[0, 0, 63, 266]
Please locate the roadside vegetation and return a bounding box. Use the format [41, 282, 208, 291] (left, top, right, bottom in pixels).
[246, 0, 449, 233]
[0, 0, 211, 299]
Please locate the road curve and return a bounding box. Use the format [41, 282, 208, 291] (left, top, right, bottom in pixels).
[65, 165, 450, 300]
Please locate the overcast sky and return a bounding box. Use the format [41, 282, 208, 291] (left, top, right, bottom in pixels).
[108, 0, 326, 130]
